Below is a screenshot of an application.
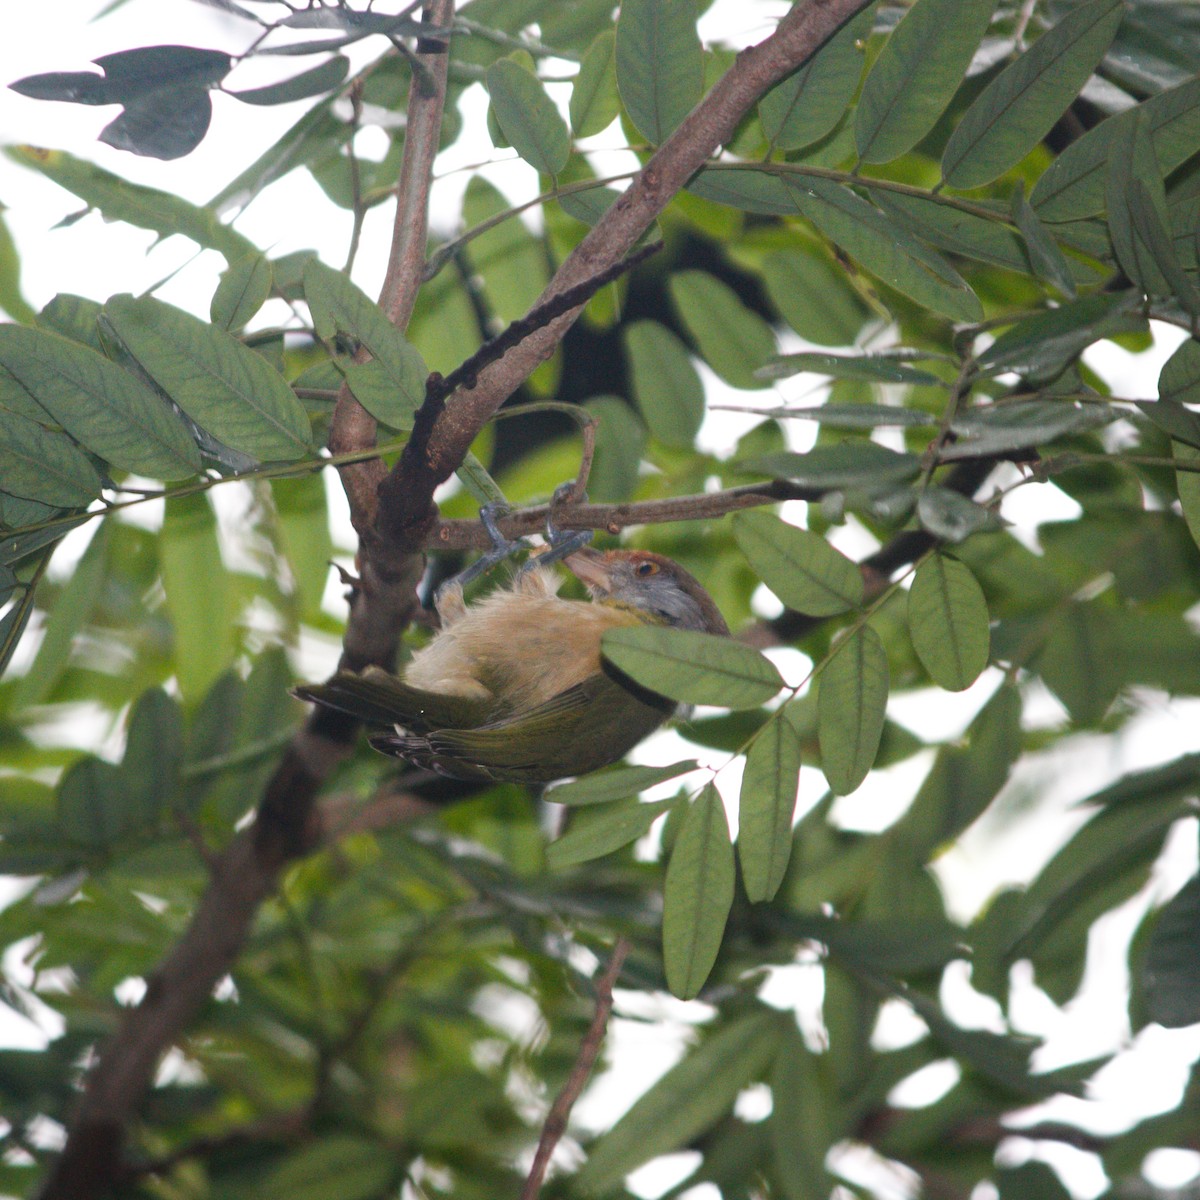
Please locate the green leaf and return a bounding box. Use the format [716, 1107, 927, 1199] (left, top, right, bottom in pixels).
[9, 146, 257, 264]
[462, 177, 548, 326]
[732, 510, 863, 616]
[855, 0, 996, 164]
[210, 252, 273, 332]
[687, 167, 794, 215]
[272, 473, 333, 623]
[663, 784, 735, 997]
[818, 624, 889, 795]
[577, 1010, 782, 1194]
[251, 1135, 395, 1200]
[615, 0, 703, 146]
[756, 351, 942, 387]
[1011, 181, 1077, 298]
[0, 409, 102, 507]
[120, 687, 184, 828]
[944, 398, 1114, 458]
[487, 57, 571, 176]
[1031, 75, 1200, 221]
[782, 177, 982, 322]
[738, 708, 800, 902]
[770, 1031, 834, 1200]
[909, 554, 990, 691]
[230, 55, 350, 106]
[760, 247, 871, 346]
[1127, 177, 1200, 316]
[736, 402, 935, 430]
[571, 30, 620, 137]
[1106, 113, 1172, 297]
[585, 394, 646, 501]
[37, 292, 105, 353]
[916, 487, 1004, 542]
[1174, 442, 1200, 554]
[14, 523, 108, 709]
[744, 442, 922, 491]
[0, 324, 201, 479]
[941, 0, 1125, 190]
[546, 796, 677, 868]
[546, 759, 698, 807]
[103, 294, 312, 462]
[557, 184, 622, 226]
[1143, 875, 1200, 1028]
[668, 270, 776, 389]
[56, 757, 130, 847]
[1035, 600, 1120, 724]
[602, 625, 784, 709]
[161, 493, 236, 701]
[303, 258, 427, 424]
[759, 6, 872, 152]
[973, 292, 1143, 384]
[622, 320, 705, 446]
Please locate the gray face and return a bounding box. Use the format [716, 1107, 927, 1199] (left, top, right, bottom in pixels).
[608, 561, 718, 633]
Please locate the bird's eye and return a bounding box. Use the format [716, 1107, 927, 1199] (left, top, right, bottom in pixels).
[636, 561, 658, 577]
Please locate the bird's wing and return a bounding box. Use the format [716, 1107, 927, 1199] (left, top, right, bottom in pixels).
[369, 672, 673, 783]
[293, 665, 495, 732]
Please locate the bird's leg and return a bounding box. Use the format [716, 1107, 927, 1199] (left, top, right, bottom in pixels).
[519, 482, 593, 574]
[435, 503, 530, 607]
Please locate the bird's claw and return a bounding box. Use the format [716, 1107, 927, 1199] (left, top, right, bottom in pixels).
[518, 483, 592, 575]
[435, 502, 530, 606]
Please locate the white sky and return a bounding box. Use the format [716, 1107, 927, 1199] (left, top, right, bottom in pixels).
[3, 3, 1200, 1197]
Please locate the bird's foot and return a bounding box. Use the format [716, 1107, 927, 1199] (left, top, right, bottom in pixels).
[518, 483, 592, 575]
[435, 503, 530, 606]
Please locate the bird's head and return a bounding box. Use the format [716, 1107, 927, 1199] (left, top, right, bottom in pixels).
[563, 547, 729, 636]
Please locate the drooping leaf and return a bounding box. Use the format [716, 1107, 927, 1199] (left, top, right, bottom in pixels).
[941, 0, 1126, 190]
[487, 57, 571, 177]
[1031, 75, 1200, 221]
[571, 30, 620, 137]
[855, 0, 996, 164]
[615, 0, 703, 146]
[546, 759, 698, 807]
[782, 177, 982, 322]
[1142, 875, 1200, 1028]
[585, 394, 646, 501]
[303, 258, 427, 425]
[1173, 441, 1200, 553]
[944, 398, 1115, 458]
[738, 708, 801, 902]
[1011, 181, 1077, 297]
[271, 473, 333, 623]
[909, 554, 990, 691]
[0, 409, 102, 507]
[732, 510, 863, 616]
[759, 247, 871, 346]
[770, 1030, 835, 1200]
[668, 270, 776, 389]
[601, 625, 784, 709]
[1106, 113, 1173, 296]
[916, 487, 1004, 542]
[1035, 600, 1120, 724]
[818, 624, 889, 795]
[756, 351, 942, 387]
[56, 757, 133, 848]
[546, 796, 678, 868]
[103, 294, 312, 462]
[229, 55, 350, 106]
[744, 442, 922, 491]
[663, 784, 735, 998]
[759, 6, 873, 152]
[577, 1010, 782, 1194]
[210, 252, 274, 332]
[0, 324, 201, 479]
[622, 320, 705, 446]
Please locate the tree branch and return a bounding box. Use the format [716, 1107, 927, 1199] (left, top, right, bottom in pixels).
[373, 0, 875, 553]
[521, 938, 630, 1200]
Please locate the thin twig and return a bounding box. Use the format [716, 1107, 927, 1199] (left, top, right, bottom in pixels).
[520, 938, 630, 1200]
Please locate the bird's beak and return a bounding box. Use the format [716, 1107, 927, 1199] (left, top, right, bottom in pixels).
[562, 546, 615, 593]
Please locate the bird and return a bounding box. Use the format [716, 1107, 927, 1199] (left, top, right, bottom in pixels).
[294, 546, 729, 783]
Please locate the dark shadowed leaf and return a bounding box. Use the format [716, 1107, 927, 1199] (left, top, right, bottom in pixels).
[756, 351, 942, 386]
[782, 177, 982, 321]
[230, 56, 350, 106]
[760, 6, 872, 152]
[100, 89, 214, 160]
[909, 554, 990, 691]
[818, 624, 889, 795]
[0, 324, 200, 478]
[1011, 181, 1077, 297]
[664, 784, 735, 998]
[1106, 114, 1173, 296]
[739, 708, 801, 902]
[1171, 442, 1200, 552]
[1143, 875, 1200, 1028]
[547, 760, 699, 807]
[733, 510, 863, 616]
[941, 0, 1125, 190]
[603, 625, 784, 709]
[944, 399, 1114, 458]
[615, 0, 703, 145]
[917, 487, 1005, 542]
[623, 320, 705, 446]
[744, 442, 922, 491]
[250, 1135, 395, 1200]
[487, 58, 571, 176]
[856, 0, 996, 164]
[103, 293, 312, 462]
